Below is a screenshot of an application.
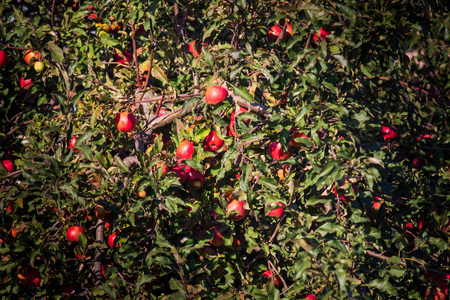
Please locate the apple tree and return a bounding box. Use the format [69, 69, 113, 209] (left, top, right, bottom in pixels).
[1, 0, 449, 299]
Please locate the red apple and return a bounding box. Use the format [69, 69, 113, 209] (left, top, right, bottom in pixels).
[204, 130, 224, 152]
[267, 23, 293, 42]
[185, 167, 205, 188]
[0, 50, 7, 68]
[188, 40, 204, 57]
[20, 77, 34, 90]
[262, 270, 282, 289]
[305, 295, 317, 300]
[113, 50, 131, 64]
[373, 196, 382, 210]
[210, 226, 224, 247]
[226, 199, 249, 221]
[67, 226, 85, 242]
[205, 85, 228, 105]
[176, 140, 194, 160]
[24, 49, 42, 66]
[169, 166, 187, 183]
[2, 160, 14, 172]
[115, 112, 137, 132]
[24, 267, 41, 287]
[108, 233, 120, 247]
[411, 157, 427, 169]
[380, 126, 397, 141]
[417, 134, 432, 141]
[67, 135, 79, 153]
[289, 131, 310, 148]
[88, 6, 98, 20]
[267, 201, 286, 218]
[334, 179, 359, 202]
[313, 27, 330, 41]
[227, 107, 248, 137]
[425, 285, 448, 300]
[269, 142, 292, 161]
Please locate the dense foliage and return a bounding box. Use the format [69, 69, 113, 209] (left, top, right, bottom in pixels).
[1, 0, 449, 299]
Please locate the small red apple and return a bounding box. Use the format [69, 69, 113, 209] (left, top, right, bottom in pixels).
[226, 199, 249, 221]
[185, 167, 205, 188]
[67, 135, 79, 153]
[67, 226, 85, 242]
[0, 50, 7, 68]
[113, 50, 131, 64]
[24, 49, 42, 66]
[269, 142, 292, 161]
[262, 270, 282, 289]
[227, 107, 248, 137]
[267, 201, 286, 218]
[305, 295, 317, 300]
[425, 285, 448, 300]
[88, 6, 99, 20]
[204, 130, 224, 152]
[334, 179, 359, 202]
[205, 85, 228, 105]
[289, 131, 310, 148]
[373, 196, 382, 210]
[176, 140, 194, 160]
[267, 23, 293, 42]
[108, 233, 120, 247]
[188, 40, 205, 57]
[417, 134, 432, 141]
[115, 112, 137, 132]
[313, 27, 330, 41]
[210, 226, 224, 247]
[2, 160, 14, 172]
[380, 126, 397, 141]
[20, 77, 34, 90]
[24, 267, 41, 288]
[169, 166, 187, 183]
[411, 157, 427, 169]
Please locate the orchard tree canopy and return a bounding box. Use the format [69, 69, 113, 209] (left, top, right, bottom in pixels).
[1, 0, 450, 299]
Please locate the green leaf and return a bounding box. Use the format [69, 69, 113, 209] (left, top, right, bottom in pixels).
[169, 278, 185, 294]
[257, 176, 278, 191]
[368, 276, 398, 296]
[101, 283, 117, 299]
[233, 86, 254, 103]
[48, 43, 64, 63]
[151, 64, 169, 85]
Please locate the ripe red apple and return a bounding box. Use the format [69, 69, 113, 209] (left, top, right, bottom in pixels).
[185, 167, 205, 188]
[113, 50, 131, 64]
[2, 160, 14, 172]
[226, 199, 249, 221]
[205, 85, 228, 105]
[176, 140, 194, 160]
[289, 131, 310, 148]
[267, 201, 286, 218]
[115, 112, 137, 132]
[67, 135, 79, 153]
[210, 226, 224, 247]
[417, 134, 431, 141]
[24, 267, 41, 288]
[67, 226, 85, 242]
[313, 27, 330, 41]
[204, 130, 224, 152]
[227, 107, 248, 137]
[334, 179, 359, 202]
[373, 196, 382, 210]
[188, 40, 205, 57]
[425, 285, 448, 300]
[169, 166, 187, 183]
[380, 126, 397, 141]
[0, 50, 7, 68]
[24, 49, 42, 66]
[269, 142, 292, 161]
[262, 270, 282, 289]
[305, 295, 317, 300]
[108, 233, 120, 247]
[411, 157, 427, 169]
[267, 23, 293, 42]
[20, 77, 34, 90]
[88, 6, 99, 20]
